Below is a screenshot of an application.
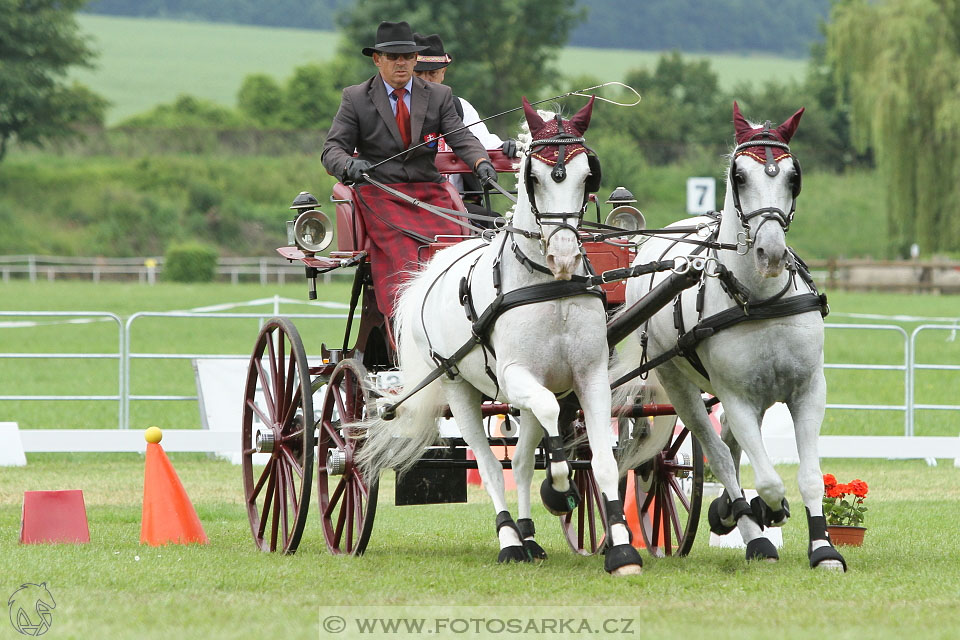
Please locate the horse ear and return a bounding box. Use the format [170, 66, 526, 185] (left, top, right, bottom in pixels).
[775, 107, 805, 143]
[568, 95, 595, 134]
[522, 97, 545, 135]
[733, 101, 754, 142]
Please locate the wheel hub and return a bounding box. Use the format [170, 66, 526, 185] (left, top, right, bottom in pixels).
[255, 428, 277, 453]
[326, 448, 347, 475]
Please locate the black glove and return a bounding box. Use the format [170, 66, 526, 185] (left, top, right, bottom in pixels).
[344, 158, 373, 183]
[475, 160, 498, 184]
[500, 139, 519, 158]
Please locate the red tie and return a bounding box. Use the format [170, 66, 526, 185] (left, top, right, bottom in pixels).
[393, 88, 411, 149]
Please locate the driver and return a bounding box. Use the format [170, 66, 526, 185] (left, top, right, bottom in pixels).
[321, 21, 497, 317]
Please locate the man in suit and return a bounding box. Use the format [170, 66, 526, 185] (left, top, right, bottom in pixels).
[320, 21, 498, 317]
[321, 20, 497, 186]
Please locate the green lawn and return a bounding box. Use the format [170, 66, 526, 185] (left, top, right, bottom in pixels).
[73, 15, 807, 124]
[1, 456, 958, 639]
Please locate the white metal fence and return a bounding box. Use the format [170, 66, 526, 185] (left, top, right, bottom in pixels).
[1, 313, 955, 435]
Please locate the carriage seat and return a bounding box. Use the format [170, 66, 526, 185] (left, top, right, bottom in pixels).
[331, 180, 470, 252]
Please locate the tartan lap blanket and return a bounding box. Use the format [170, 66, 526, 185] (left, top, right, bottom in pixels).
[354, 182, 465, 318]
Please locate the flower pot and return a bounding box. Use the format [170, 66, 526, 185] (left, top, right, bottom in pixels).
[827, 525, 866, 547]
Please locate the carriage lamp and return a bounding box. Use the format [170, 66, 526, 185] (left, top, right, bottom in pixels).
[604, 186, 646, 233]
[287, 191, 334, 253]
[292, 209, 334, 253]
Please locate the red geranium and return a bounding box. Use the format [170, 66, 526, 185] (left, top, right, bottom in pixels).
[822, 474, 869, 527]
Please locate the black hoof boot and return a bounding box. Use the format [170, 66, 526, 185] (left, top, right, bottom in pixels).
[540, 477, 579, 515]
[751, 495, 790, 527]
[745, 537, 779, 562]
[539, 435, 579, 515]
[708, 493, 736, 535]
[495, 511, 531, 564]
[807, 508, 847, 572]
[601, 494, 642, 575]
[517, 518, 547, 560]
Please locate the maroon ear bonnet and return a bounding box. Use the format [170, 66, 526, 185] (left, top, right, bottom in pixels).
[522, 96, 595, 166]
[732, 101, 804, 164]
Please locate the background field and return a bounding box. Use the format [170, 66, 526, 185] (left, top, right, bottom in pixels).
[72, 15, 808, 124]
[1, 282, 957, 436]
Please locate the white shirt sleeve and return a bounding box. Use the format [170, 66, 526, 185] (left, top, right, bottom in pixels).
[459, 97, 503, 150]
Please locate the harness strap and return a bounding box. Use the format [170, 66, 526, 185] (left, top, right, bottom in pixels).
[362, 175, 492, 233]
[382, 279, 604, 418]
[611, 292, 827, 389]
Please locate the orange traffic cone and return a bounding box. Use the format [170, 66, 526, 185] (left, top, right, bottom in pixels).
[140, 427, 208, 546]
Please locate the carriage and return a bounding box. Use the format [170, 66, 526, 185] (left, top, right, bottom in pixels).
[239, 146, 706, 560]
[239, 98, 847, 573]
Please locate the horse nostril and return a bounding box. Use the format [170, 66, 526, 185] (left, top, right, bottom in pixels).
[756, 247, 765, 260]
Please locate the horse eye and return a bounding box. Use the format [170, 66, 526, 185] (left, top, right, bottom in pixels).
[530, 174, 540, 185]
[735, 170, 747, 185]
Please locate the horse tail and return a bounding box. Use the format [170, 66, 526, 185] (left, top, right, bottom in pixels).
[356, 269, 446, 482]
[610, 330, 673, 475]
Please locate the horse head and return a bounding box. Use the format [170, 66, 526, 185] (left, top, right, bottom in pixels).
[519, 96, 600, 280]
[729, 101, 804, 279]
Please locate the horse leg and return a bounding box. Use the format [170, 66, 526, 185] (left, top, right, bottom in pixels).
[788, 379, 847, 572]
[500, 364, 578, 515]
[513, 411, 548, 560]
[578, 370, 643, 576]
[445, 381, 528, 563]
[715, 396, 785, 562]
[719, 410, 743, 482]
[655, 365, 767, 556]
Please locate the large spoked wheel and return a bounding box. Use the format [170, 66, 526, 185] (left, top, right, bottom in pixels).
[317, 359, 379, 555]
[633, 426, 703, 557]
[241, 317, 314, 554]
[559, 419, 626, 556]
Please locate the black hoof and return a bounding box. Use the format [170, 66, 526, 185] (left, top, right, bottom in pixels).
[751, 495, 790, 527]
[745, 536, 779, 562]
[540, 477, 580, 515]
[603, 543, 643, 575]
[809, 544, 847, 572]
[498, 545, 531, 563]
[523, 539, 548, 560]
[708, 495, 736, 535]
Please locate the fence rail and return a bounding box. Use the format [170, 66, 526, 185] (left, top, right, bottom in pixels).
[3, 255, 960, 291]
[0, 254, 350, 285]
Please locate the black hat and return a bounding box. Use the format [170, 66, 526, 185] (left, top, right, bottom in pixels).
[413, 33, 452, 71]
[362, 21, 428, 57]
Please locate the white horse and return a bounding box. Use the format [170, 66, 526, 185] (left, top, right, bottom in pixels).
[616, 102, 847, 571]
[357, 97, 644, 575]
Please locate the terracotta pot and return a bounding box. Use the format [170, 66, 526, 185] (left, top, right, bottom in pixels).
[827, 525, 866, 546]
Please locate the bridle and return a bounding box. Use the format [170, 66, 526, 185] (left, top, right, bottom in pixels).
[514, 114, 602, 253]
[728, 121, 802, 246]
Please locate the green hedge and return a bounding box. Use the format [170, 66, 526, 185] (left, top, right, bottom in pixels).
[164, 242, 219, 282]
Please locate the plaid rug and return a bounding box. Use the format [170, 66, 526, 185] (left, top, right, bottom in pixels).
[354, 182, 465, 317]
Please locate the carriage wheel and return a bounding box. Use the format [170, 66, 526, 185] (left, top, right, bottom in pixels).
[633, 426, 703, 557]
[559, 420, 627, 556]
[317, 359, 379, 555]
[241, 317, 314, 554]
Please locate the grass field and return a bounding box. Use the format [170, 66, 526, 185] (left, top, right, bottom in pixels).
[72, 15, 808, 124]
[1, 283, 959, 637]
[0, 282, 957, 436]
[2, 456, 959, 639]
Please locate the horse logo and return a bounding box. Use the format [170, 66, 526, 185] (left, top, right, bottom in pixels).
[7, 583, 56, 636]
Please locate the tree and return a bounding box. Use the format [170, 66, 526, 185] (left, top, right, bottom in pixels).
[828, 0, 960, 256]
[0, 0, 108, 162]
[333, 0, 584, 135]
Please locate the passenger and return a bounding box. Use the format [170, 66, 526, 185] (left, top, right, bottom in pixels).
[321, 20, 497, 317]
[412, 32, 519, 210]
